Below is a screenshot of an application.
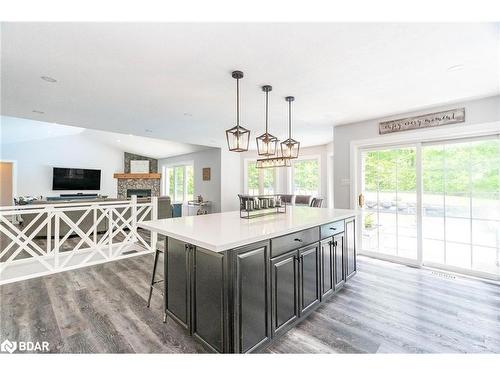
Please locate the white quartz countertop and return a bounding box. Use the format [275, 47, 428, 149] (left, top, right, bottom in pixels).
[139, 206, 359, 252]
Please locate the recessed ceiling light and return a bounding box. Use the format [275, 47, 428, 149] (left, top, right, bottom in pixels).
[128, 134, 133, 137]
[447, 64, 464, 72]
[32, 110, 45, 114]
[116, 139, 121, 143]
[41, 76, 57, 83]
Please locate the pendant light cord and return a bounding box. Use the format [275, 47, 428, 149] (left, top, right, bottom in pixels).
[288, 100, 292, 138]
[236, 78, 240, 128]
[265, 90, 269, 133]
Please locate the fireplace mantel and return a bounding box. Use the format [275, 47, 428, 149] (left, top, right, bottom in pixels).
[113, 173, 161, 179]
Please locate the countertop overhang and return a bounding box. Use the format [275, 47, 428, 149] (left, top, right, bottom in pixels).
[139, 207, 359, 252]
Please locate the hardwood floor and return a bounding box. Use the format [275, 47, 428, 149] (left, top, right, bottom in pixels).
[1, 254, 499, 353]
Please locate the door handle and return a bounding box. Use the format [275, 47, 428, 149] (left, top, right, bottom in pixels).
[358, 193, 365, 208]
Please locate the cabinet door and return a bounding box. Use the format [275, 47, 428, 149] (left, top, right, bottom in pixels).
[166, 237, 192, 330]
[345, 218, 356, 279]
[320, 238, 334, 300]
[299, 243, 321, 315]
[333, 233, 345, 290]
[233, 241, 271, 353]
[193, 247, 224, 353]
[271, 251, 299, 336]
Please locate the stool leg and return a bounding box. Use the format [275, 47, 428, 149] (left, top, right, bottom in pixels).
[147, 249, 160, 308]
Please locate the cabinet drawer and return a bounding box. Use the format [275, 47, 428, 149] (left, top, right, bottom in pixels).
[320, 220, 344, 239]
[271, 227, 319, 258]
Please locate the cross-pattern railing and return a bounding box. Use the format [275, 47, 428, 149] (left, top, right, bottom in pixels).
[0, 196, 158, 285]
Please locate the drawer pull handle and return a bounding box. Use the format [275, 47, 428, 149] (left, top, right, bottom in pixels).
[330, 227, 337, 230]
[294, 238, 303, 242]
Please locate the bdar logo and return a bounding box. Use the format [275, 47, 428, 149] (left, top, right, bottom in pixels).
[1, 339, 17, 353]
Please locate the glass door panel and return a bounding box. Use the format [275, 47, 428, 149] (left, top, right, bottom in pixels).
[422, 137, 500, 277]
[360, 146, 417, 260]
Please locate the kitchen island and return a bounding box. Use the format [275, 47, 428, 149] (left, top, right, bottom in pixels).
[140, 206, 358, 353]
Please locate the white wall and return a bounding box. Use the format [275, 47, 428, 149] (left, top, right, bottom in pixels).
[240, 142, 334, 207]
[220, 149, 242, 212]
[333, 95, 500, 209]
[0, 117, 123, 199]
[158, 148, 222, 213]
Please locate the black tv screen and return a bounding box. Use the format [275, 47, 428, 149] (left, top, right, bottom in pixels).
[52, 167, 101, 190]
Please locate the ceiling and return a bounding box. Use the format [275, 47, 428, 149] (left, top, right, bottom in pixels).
[1, 23, 499, 149]
[0, 116, 209, 159]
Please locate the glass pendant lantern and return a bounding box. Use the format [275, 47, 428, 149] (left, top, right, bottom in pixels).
[255, 152, 292, 168]
[256, 85, 278, 156]
[280, 96, 300, 159]
[225, 71, 250, 152]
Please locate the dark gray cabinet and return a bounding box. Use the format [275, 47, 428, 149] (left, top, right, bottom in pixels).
[271, 250, 299, 335]
[166, 238, 192, 330]
[345, 217, 356, 279]
[334, 233, 345, 290]
[233, 241, 271, 353]
[320, 238, 334, 299]
[271, 241, 320, 336]
[163, 215, 357, 353]
[193, 248, 225, 352]
[299, 243, 320, 315]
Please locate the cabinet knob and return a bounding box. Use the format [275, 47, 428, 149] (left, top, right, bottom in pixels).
[294, 238, 303, 242]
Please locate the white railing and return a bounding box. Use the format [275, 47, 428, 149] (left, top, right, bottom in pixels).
[0, 196, 158, 285]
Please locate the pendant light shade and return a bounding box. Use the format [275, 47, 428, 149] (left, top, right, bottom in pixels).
[280, 96, 300, 159]
[255, 153, 292, 169]
[226, 71, 250, 152]
[256, 85, 278, 156]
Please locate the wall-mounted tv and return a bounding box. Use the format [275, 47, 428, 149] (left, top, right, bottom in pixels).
[52, 167, 101, 190]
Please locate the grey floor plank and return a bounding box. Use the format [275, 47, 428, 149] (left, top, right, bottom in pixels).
[1, 254, 499, 353]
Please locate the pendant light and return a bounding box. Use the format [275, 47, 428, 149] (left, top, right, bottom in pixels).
[256, 85, 278, 156]
[256, 91, 292, 169]
[280, 96, 300, 159]
[225, 71, 250, 152]
[255, 152, 292, 168]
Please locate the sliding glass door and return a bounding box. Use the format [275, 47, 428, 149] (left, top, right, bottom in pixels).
[422, 137, 500, 276]
[360, 146, 418, 261]
[359, 136, 500, 279]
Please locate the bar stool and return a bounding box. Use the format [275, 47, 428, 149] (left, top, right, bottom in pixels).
[146, 246, 164, 312]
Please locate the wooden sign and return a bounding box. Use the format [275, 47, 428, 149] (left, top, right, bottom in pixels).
[202, 168, 211, 181]
[379, 108, 465, 135]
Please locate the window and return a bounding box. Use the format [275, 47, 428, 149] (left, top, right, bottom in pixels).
[247, 162, 260, 195]
[262, 168, 275, 195]
[292, 158, 320, 196]
[244, 159, 277, 195]
[164, 164, 194, 202]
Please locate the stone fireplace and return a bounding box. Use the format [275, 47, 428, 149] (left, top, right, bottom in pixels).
[126, 189, 152, 198]
[115, 176, 160, 199]
[114, 152, 161, 199]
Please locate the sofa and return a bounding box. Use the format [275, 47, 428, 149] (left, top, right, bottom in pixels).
[17, 196, 171, 239]
[277, 194, 323, 207]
